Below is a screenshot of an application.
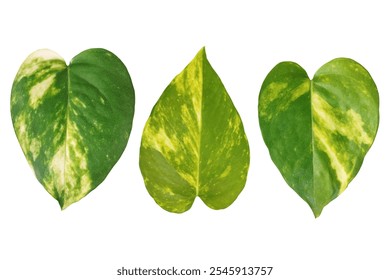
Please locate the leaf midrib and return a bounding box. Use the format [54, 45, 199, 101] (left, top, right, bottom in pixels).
[194, 53, 205, 196]
[61, 64, 71, 204]
[310, 78, 318, 217]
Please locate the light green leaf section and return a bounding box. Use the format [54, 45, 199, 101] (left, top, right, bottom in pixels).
[11, 48, 135, 209]
[140, 47, 250, 213]
[258, 58, 379, 217]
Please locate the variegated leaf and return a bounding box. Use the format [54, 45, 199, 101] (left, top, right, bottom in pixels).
[11, 48, 135, 209]
[139, 47, 250, 213]
[258, 58, 379, 217]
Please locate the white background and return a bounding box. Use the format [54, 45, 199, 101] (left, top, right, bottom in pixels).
[1, 1, 389, 279]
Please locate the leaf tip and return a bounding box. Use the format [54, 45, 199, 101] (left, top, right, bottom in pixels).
[59, 201, 67, 211]
[311, 205, 323, 218]
[197, 46, 207, 59]
[57, 197, 72, 211]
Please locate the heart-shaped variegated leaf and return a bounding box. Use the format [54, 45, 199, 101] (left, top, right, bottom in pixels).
[11, 48, 135, 209]
[258, 58, 379, 217]
[140, 47, 250, 213]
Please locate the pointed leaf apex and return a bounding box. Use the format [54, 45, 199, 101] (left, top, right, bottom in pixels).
[312, 206, 323, 218]
[196, 46, 207, 60]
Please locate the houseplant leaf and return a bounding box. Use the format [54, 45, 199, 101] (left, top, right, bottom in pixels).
[140, 47, 250, 213]
[258, 58, 379, 217]
[11, 48, 135, 209]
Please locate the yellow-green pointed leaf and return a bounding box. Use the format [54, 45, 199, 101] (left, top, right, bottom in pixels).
[140, 48, 250, 213]
[11, 48, 135, 209]
[258, 58, 379, 217]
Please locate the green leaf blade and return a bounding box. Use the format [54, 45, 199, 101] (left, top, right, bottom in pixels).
[11, 48, 135, 209]
[259, 59, 379, 217]
[140, 48, 250, 213]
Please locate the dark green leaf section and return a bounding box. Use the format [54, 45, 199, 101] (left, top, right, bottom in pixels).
[140, 47, 250, 213]
[258, 58, 379, 217]
[11, 48, 135, 209]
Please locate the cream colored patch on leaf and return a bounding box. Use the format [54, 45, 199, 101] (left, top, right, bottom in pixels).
[15, 49, 65, 81]
[181, 105, 194, 125]
[61, 174, 93, 210]
[177, 171, 197, 190]
[61, 121, 93, 209]
[182, 135, 199, 158]
[261, 80, 310, 120]
[29, 75, 56, 108]
[66, 121, 90, 178]
[312, 93, 372, 145]
[290, 81, 310, 102]
[191, 94, 202, 124]
[314, 125, 349, 192]
[14, 114, 28, 147]
[161, 187, 175, 196]
[143, 125, 178, 154]
[28, 49, 63, 61]
[219, 165, 232, 178]
[13, 113, 37, 166]
[73, 97, 87, 109]
[30, 138, 42, 161]
[229, 114, 242, 132]
[80, 174, 93, 191]
[50, 144, 66, 190]
[345, 109, 372, 145]
[260, 82, 288, 108]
